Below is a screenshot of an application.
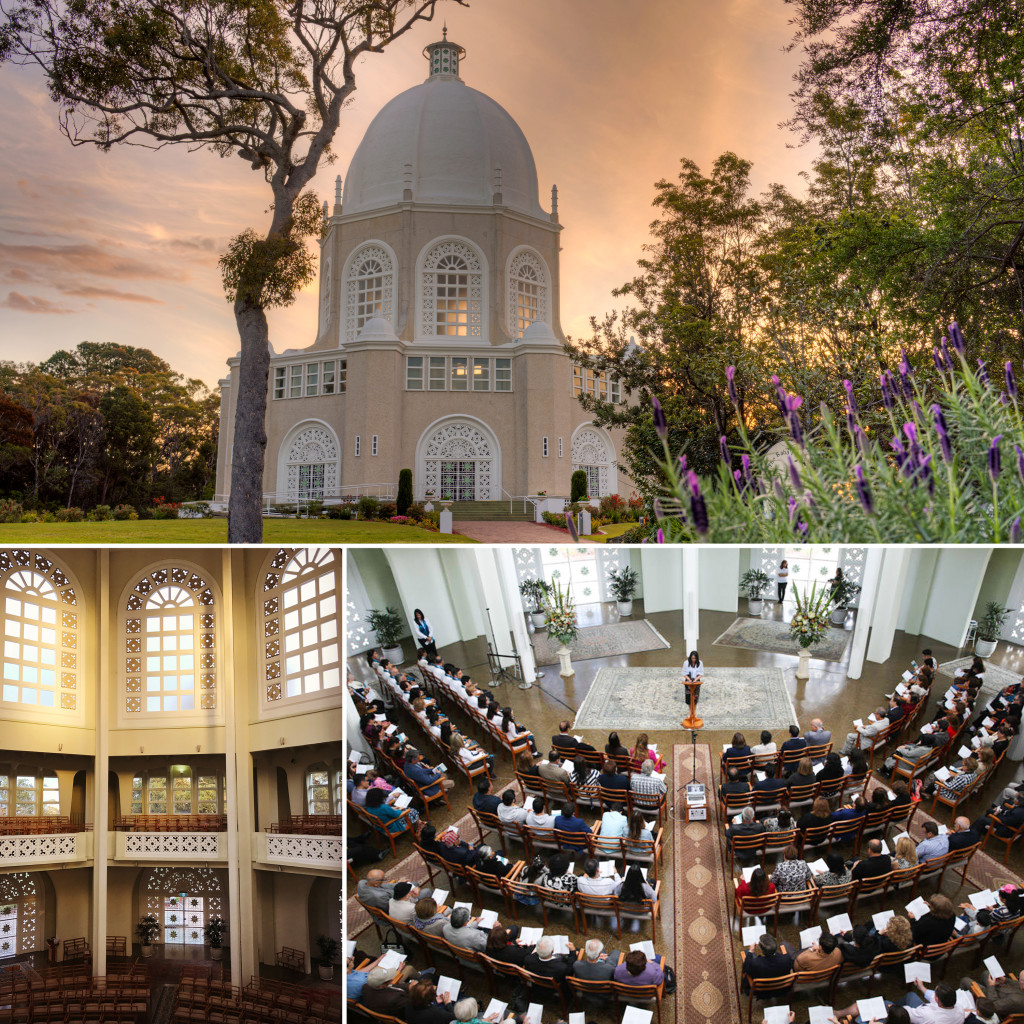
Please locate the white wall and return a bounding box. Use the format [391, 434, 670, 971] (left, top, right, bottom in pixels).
[896, 548, 939, 636]
[638, 548, 685, 614]
[385, 549, 461, 650]
[919, 549, 992, 647]
[698, 548, 740, 613]
[350, 549, 410, 639]
[439, 550, 488, 642]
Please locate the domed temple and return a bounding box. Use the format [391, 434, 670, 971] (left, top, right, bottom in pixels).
[212, 30, 625, 510]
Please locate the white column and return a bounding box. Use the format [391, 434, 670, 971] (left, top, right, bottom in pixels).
[221, 549, 244, 984]
[847, 548, 884, 680]
[902, 549, 939, 637]
[866, 548, 913, 665]
[91, 549, 109, 979]
[495, 547, 537, 684]
[683, 548, 699, 655]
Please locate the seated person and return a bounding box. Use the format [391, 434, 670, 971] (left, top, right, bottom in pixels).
[572, 938, 617, 980]
[831, 794, 867, 822]
[419, 824, 481, 868]
[893, 835, 919, 869]
[472, 778, 501, 815]
[542, 852, 579, 893]
[630, 759, 667, 797]
[908, 893, 957, 946]
[363, 787, 410, 835]
[780, 724, 807, 756]
[818, 751, 846, 784]
[785, 757, 817, 790]
[577, 857, 620, 895]
[551, 721, 579, 757]
[613, 949, 664, 986]
[877, 914, 914, 954]
[753, 762, 790, 795]
[770, 845, 812, 891]
[720, 766, 752, 800]
[735, 865, 775, 901]
[598, 803, 629, 838]
[793, 930, 842, 972]
[496, 789, 528, 824]
[525, 797, 557, 830]
[412, 895, 450, 936]
[915, 820, 949, 863]
[850, 838, 892, 880]
[553, 803, 593, 848]
[740, 934, 793, 994]
[840, 706, 891, 754]
[404, 751, 455, 796]
[924, 756, 979, 799]
[604, 731, 631, 763]
[624, 811, 654, 854]
[835, 923, 880, 967]
[485, 924, 533, 966]
[442, 906, 488, 952]
[597, 759, 629, 793]
[726, 806, 765, 851]
[946, 815, 980, 851]
[722, 731, 753, 766]
[613, 864, 655, 902]
[812, 852, 852, 888]
[523, 935, 579, 987]
[796, 796, 832, 833]
[476, 844, 513, 878]
[751, 730, 777, 757]
[631, 732, 665, 772]
[538, 751, 572, 787]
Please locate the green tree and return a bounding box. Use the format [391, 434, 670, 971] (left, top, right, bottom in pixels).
[98, 385, 159, 504]
[570, 469, 588, 503]
[396, 468, 413, 516]
[2, 0, 464, 541]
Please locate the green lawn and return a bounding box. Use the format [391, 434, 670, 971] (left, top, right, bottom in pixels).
[582, 522, 636, 542]
[0, 519, 476, 544]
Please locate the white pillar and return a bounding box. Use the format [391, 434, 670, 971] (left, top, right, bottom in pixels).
[902, 549, 939, 637]
[495, 547, 537, 684]
[866, 548, 912, 665]
[683, 548, 699, 656]
[847, 548, 884, 680]
[91, 549, 109, 979]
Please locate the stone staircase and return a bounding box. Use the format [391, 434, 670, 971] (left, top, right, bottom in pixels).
[447, 500, 537, 522]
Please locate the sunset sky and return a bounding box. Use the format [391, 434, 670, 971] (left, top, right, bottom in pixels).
[0, 0, 812, 391]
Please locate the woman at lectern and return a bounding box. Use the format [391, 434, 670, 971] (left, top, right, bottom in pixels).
[683, 650, 704, 708]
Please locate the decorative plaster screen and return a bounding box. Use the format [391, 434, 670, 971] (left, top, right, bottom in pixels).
[143, 867, 223, 946]
[750, 547, 863, 607]
[0, 873, 37, 958]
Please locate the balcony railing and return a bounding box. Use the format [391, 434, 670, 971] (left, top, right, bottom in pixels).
[114, 831, 225, 861]
[255, 831, 343, 870]
[0, 831, 91, 866]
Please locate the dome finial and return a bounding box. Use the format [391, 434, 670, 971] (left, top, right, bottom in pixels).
[423, 26, 465, 79]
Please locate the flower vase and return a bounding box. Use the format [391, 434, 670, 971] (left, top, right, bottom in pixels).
[796, 647, 811, 680]
[557, 644, 574, 679]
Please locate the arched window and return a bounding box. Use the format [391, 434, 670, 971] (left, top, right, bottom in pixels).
[143, 867, 224, 947]
[262, 548, 340, 704]
[1, 550, 78, 713]
[307, 765, 330, 815]
[0, 873, 39, 958]
[420, 240, 483, 337]
[344, 243, 395, 341]
[508, 249, 549, 338]
[124, 567, 216, 715]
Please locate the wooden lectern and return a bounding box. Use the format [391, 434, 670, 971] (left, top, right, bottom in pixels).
[682, 678, 703, 729]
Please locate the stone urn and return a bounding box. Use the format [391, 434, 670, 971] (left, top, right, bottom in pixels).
[530, 611, 546, 628]
[383, 644, 404, 664]
[616, 600, 634, 617]
[748, 598, 764, 616]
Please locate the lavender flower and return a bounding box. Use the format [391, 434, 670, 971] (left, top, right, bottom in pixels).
[880, 372, 894, 410]
[948, 321, 965, 355]
[1016, 445, 1024, 485]
[1007, 362, 1018, 401]
[1012, 517, 1022, 544]
[788, 496, 798, 522]
[678, 454, 688, 475]
[918, 453, 934, 495]
[656, 528, 665, 544]
[932, 347, 944, 373]
[843, 379, 858, 414]
[690, 492, 708, 535]
[854, 465, 874, 515]
[795, 520, 809, 538]
[988, 435, 1003, 482]
[932, 405, 952, 463]
[726, 365, 738, 406]
[651, 397, 667, 439]
[720, 435, 730, 465]
[788, 456, 802, 491]
[977, 359, 990, 387]
[741, 453, 752, 484]
[940, 337, 954, 370]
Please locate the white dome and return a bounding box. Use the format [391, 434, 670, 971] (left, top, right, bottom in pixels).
[343, 72, 545, 219]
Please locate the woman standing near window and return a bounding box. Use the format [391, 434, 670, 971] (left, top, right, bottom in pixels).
[413, 609, 437, 658]
[776, 560, 789, 604]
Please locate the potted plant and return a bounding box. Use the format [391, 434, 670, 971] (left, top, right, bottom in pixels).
[367, 606, 405, 663]
[316, 935, 339, 981]
[519, 579, 552, 627]
[136, 915, 159, 957]
[205, 917, 225, 960]
[607, 566, 640, 616]
[828, 577, 862, 626]
[739, 569, 772, 616]
[976, 602, 1011, 657]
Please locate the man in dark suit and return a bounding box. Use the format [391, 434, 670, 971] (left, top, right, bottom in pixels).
[741, 934, 793, 993]
[780, 725, 807, 756]
[850, 839, 892, 880]
[946, 815, 980, 851]
[975, 793, 1024, 838]
[597, 759, 629, 793]
[753, 763, 790, 795]
[524, 935, 580, 993]
[472, 778, 501, 815]
[553, 803, 593, 850]
[725, 806, 765, 852]
[551, 721, 579, 757]
[884, 697, 905, 724]
[719, 767, 752, 800]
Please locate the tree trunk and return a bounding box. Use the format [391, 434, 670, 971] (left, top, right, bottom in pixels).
[227, 300, 272, 543]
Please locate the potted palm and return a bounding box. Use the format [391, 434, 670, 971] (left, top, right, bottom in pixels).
[606, 566, 640, 616]
[205, 917, 225, 961]
[367, 606, 405, 663]
[828, 577, 862, 626]
[739, 569, 772, 616]
[316, 935, 339, 981]
[519, 579, 551, 628]
[976, 602, 1011, 657]
[136, 915, 159, 957]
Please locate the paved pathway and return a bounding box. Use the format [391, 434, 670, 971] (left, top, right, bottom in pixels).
[451, 520, 570, 542]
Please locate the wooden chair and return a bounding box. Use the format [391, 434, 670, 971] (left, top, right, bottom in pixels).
[734, 892, 779, 934]
[799, 823, 832, 857]
[775, 886, 818, 927]
[981, 819, 1024, 864]
[729, 832, 767, 876]
[762, 828, 801, 866]
[787, 782, 819, 816]
[790, 963, 840, 1007]
[839, 945, 922, 995]
[404, 769, 451, 820]
[931, 776, 983, 817]
[826, 816, 865, 855]
[520, 964, 569, 1016]
[814, 879, 858, 920]
[610, 979, 664, 1024]
[918, 936, 961, 978]
[536, 884, 578, 931]
[566, 975, 615, 1013]
[745, 972, 794, 1024]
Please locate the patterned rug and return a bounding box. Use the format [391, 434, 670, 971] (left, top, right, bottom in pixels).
[531, 618, 671, 667]
[572, 666, 798, 732]
[672, 742, 741, 1024]
[938, 657, 1021, 709]
[713, 616, 851, 662]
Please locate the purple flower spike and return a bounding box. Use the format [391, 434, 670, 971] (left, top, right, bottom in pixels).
[988, 435, 1003, 482]
[932, 405, 952, 463]
[726, 365, 738, 406]
[651, 397, 668, 439]
[796, 520, 809, 539]
[788, 456, 802, 492]
[788, 496, 798, 522]
[880, 372, 894, 410]
[1016, 445, 1024, 485]
[854, 465, 874, 515]
[948, 322, 966, 354]
[940, 338, 954, 370]
[690, 492, 708, 535]
[1007, 361, 1018, 401]
[919, 454, 935, 496]
[903, 422, 917, 444]
[843, 379, 858, 414]
[720, 435, 730, 465]
[678, 454, 688, 475]
[733, 469, 743, 486]
[977, 359, 990, 387]
[687, 470, 700, 495]
[1012, 516, 1022, 545]
[741, 453, 752, 482]
[656, 528, 665, 544]
[932, 347, 944, 373]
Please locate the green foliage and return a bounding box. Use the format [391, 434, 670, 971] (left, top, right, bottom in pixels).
[137, 915, 159, 946]
[518, 577, 551, 613]
[54, 507, 84, 522]
[90, 505, 113, 521]
[316, 935, 339, 967]
[325, 506, 352, 520]
[739, 569, 772, 600]
[204, 917, 225, 949]
[397, 468, 413, 516]
[569, 470, 588, 503]
[978, 602, 1011, 642]
[367, 606, 403, 649]
[357, 495, 381, 520]
[606, 566, 639, 602]
[830, 577, 862, 609]
[112, 504, 138, 521]
[0, 499, 23, 523]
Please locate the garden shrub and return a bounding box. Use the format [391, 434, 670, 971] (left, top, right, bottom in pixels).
[91, 505, 113, 521]
[357, 496, 381, 520]
[397, 468, 413, 516]
[54, 507, 85, 523]
[0, 499, 23, 523]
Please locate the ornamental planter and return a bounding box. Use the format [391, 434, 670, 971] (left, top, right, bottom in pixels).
[383, 644, 404, 664]
[318, 964, 334, 981]
[210, 947, 223, 961]
[797, 648, 811, 680]
[830, 608, 848, 626]
[748, 598, 764, 616]
[140, 945, 154, 958]
[616, 600, 634, 616]
[557, 645, 575, 678]
[976, 638, 998, 657]
[530, 612, 546, 628]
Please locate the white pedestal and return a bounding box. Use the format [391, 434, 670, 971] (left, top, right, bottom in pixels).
[558, 645, 575, 678]
[579, 511, 591, 536]
[796, 647, 811, 680]
[440, 509, 452, 534]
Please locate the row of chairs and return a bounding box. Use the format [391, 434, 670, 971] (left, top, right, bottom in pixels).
[719, 742, 835, 786]
[266, 815, 342, 836]
[718, 772, 874, 820]
[0, 816, 87, 835]
[113, 814, 226, 832]
[514, 771, 668, 829]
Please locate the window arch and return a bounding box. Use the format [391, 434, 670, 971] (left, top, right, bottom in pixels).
[420, 239, 484, 338]
[1, 550, 78, 713]
[279, 421, 340, 501]
[344, 242, 395, 342]
[507, 248, 549, 338]
[262, 548, 340, 704]
[123, 566, 216, 715]
[0, 874, 39, 958]
[142, 867, 224, 947]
